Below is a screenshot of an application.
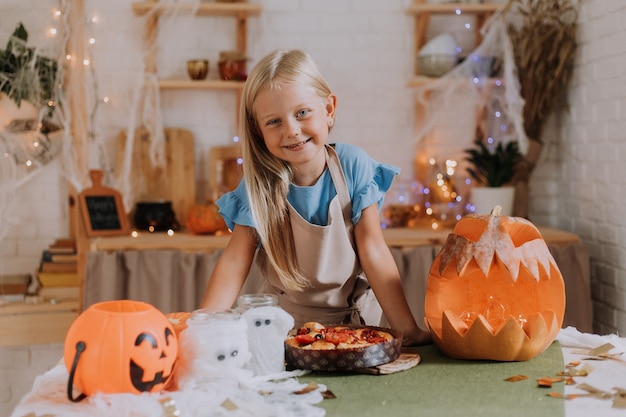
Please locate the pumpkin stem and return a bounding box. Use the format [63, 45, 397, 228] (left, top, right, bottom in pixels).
[490, 205, 502, 216]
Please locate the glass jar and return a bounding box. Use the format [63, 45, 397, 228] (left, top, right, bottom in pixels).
[175, 308, 251, 385]
[382, 180, 423, 228]
[236, 294, 278, 311]
[236, 293, 294, 376]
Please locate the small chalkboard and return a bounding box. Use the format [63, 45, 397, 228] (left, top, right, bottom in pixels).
[79, 170, 130, 237]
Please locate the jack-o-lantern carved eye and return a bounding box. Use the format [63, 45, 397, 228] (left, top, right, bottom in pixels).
[134, 328, 174, 357]
[165, 327, 174, 345]
[135, 332, 157, 348]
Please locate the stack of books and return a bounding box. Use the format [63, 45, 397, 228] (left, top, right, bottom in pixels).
[0, 273, 32, 302]
[37, 239, 79, 301]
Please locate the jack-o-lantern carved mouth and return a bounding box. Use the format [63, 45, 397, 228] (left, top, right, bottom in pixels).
[427, 309, 560, 361]
[129, 359, 176, 392]
[130, 329, 177, 392]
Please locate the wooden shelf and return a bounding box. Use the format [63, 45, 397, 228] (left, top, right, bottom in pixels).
[159, 79, 246, 90]
[88, 226, 579, 253]
[407, 75, 504, 88]
[406, 1, 504, 77]
[0, 299, 79, 346]
[90, 231, 232, 252]
[132, 1, 261, 17]
[406, 3, 503, 15]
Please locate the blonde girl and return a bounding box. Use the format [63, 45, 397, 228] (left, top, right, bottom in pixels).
[200, 49, 431, 346]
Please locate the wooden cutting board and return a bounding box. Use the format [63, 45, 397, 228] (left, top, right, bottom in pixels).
[116, 127, 195, 227]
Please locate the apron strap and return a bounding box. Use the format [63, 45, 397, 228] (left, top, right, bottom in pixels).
[325, 145, 352, 227]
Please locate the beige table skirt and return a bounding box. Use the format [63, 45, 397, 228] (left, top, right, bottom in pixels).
[84, 243, 592, 333]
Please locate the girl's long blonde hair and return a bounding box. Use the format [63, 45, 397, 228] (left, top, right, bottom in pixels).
[240, 49, 333, 291]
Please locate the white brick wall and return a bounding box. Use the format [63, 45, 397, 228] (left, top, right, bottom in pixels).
[555, 0, 626, 335]
[0, 344, 64, 417]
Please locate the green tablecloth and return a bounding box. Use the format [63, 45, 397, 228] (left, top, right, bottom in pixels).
[300, 342, 565, 417]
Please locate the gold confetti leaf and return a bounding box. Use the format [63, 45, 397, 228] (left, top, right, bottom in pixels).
[159, 397, 180, 417]
[538, 377, 554, 388]
[576, 383, 613, 399]
[613, 396, 626, 409]
[613, 388, 626, 409]
[294, 382, 319, 395]
[322, 389, 337, 399]
[537, 377, 563, 388]
[221, 398, 238, 411]
[589, 343, 615, 356]
[558, 368, 588, 377]
[505, 375, 529, 382]
[548, 392, 579, 400]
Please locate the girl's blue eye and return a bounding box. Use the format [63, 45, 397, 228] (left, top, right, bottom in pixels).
[266, 119, 279, 126]
[296, 109, 309, 118]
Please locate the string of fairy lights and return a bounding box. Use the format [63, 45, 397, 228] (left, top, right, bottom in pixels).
[382, 5, 521, 231]
[0, 4, 111, 174]
[1, 3, 513, 241]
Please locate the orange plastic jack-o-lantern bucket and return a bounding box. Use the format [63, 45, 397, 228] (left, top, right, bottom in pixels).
[64, 300, 178, 401]
[424, 206, 566, 361]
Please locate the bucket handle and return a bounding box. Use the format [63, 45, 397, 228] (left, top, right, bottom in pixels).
[67, 341, 87, 402]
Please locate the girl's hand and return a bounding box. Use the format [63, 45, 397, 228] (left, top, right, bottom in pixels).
[402, 328, 433, 347]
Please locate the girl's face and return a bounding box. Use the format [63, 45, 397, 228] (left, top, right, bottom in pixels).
[254, 82, 336, 184]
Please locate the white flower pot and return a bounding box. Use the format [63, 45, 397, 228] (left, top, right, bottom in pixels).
[471, 186, 515, 216]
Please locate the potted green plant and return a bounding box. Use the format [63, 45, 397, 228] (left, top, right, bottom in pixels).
[0, 22, 58, 126]
[464, 139, 522, 215]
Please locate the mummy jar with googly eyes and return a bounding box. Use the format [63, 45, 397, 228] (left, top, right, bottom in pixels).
[175, 308, 251, 386]
[238, 295, 294, 376]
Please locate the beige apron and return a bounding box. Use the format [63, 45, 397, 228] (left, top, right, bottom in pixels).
[257, 145, 382, 327]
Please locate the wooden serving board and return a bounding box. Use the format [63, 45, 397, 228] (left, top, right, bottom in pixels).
[356, 351, 422, 375]
[116, 127, 195, 227]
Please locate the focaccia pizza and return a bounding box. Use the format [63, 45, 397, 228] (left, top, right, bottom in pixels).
[285, 321, 395, 350]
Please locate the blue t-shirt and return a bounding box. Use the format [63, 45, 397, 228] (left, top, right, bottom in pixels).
[216, 143, 400, 230]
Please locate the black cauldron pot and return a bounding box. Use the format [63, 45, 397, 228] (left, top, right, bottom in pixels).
[133, 201, 180, 232]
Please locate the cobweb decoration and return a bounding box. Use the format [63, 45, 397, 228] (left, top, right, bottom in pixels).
[0, 4, 69, 243]
[10, 362, 327, 417]
[112, 1, 198, 213]
[412, 11, 528, 172]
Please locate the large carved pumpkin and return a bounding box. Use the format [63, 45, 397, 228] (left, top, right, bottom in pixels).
[64, 300, 178, 400]
[424, 206, 566, 361]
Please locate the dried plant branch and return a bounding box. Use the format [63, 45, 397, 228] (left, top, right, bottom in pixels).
[506, 0, 580, 141]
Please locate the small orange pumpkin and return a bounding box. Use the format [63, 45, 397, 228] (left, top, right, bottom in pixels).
[185, 202, 227, 234]
[64, 300, 178, 400]
[163, 311, 191, 391]
[165, 311, 191, 338]
[424, 206, 566, 361]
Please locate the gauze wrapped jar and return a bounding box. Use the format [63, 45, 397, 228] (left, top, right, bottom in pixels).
[237, 294, 294, 376]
